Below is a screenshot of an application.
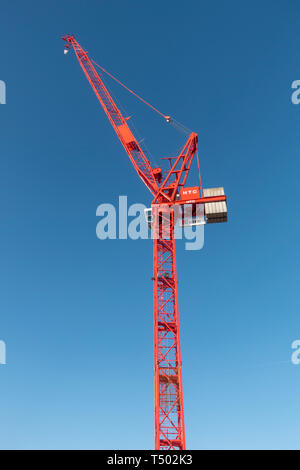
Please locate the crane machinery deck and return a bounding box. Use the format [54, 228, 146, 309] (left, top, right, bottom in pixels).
[62, 34, 228, 450]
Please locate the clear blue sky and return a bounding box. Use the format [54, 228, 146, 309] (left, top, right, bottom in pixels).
[0, 0, 300, 450]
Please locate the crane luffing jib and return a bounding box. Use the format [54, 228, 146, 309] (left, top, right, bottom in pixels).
[62, 35, 200, 204]
[62, 35, 161, 196]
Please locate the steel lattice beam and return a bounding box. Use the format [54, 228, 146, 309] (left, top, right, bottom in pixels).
[153, 206, 185, 450]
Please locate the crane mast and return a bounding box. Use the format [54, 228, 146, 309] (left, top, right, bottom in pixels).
[152, 207, 185, 449]
[63, 35, 227, 450]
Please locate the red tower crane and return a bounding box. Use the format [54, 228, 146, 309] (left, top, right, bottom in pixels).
[62, 35, 227, 450]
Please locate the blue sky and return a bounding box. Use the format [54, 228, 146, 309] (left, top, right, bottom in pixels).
[0, 0, 300, 449]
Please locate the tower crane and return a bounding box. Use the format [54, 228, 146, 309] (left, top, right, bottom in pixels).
[62, 35, 227, 450]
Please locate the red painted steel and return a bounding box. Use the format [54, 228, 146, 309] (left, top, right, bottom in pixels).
[180, 187, 200, 201]
[62, 35, 224, 450]
[152, 206, 185, 449]
[62, 35, 159, 197]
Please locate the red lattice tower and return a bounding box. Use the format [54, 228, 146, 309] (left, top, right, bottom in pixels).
[63, 34, 227, 449]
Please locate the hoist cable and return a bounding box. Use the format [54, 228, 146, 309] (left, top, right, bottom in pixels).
[91, 59, 168, 119]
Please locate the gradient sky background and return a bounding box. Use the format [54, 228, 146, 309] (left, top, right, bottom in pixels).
[1, 0, 300, 450]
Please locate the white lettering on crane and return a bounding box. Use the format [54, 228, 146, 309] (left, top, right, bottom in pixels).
[182, 189, 198, 195]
